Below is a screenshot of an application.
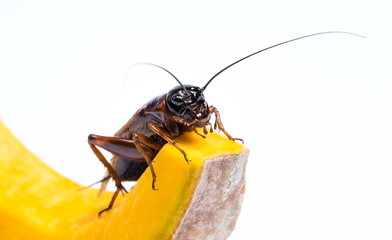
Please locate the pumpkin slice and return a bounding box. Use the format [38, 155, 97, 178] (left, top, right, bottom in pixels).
[0, 121, 248, 240]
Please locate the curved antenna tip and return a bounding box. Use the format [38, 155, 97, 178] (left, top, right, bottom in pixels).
[202, 31, 365, 90]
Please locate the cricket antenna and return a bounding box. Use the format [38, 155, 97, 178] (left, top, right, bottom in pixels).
[125, 62, 189, 94]
[202, 31, 365, 91]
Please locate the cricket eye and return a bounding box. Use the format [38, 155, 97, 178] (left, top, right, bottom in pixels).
[171, 94, 185, 106]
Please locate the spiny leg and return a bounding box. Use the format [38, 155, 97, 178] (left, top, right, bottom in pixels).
[132, 133, 163, 190]
[88, 134, 146, 193]
[88, 143, 127, 215]
[209, 106, 244, 143]
[98, 187, 122, 216]
[88, 142, 127, 193]
[148, 123, 190, 163]
[88, 134, 147, 214]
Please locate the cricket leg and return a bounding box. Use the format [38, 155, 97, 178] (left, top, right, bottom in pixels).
[88, 134, 148, 215]
[209, 106, 244, 143]
[88, 143, 127, 216]
[88, 134, 145, 161]
[148, 123, 190, 163]
[132, 133, 164, 190]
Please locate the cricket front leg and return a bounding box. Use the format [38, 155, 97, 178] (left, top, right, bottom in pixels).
[209, 106, 244, 143]
[148, 123, 190, 163]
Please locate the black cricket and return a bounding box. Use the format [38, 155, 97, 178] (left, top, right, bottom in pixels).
[88, 31, 361, 215]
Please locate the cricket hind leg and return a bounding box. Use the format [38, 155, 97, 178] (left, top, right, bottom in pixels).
[88, 134, 150, 215]
[99, 157, 149, 195]
[97, 158, 150, 217]
[88, 141, 127, 194]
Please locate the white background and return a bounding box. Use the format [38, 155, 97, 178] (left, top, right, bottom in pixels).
[1, 1, 391, 239]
